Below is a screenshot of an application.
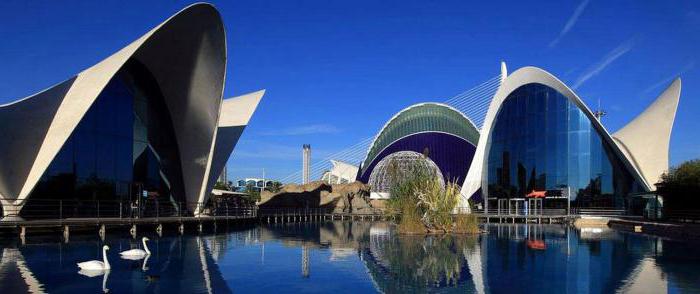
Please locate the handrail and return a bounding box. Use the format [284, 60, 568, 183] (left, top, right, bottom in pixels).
[1, 198, 258, 220]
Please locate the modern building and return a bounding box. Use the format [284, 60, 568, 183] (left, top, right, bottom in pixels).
[0, 4, 263, 219]
[321, 160, 359, 184]
[233, 178, 275, 192]
[460, 65, 681, 212]
[357, 103, 481, 199]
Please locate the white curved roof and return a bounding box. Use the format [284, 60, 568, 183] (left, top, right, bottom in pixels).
[205, 90, 265, 195]
[612, 79, 681, 187]
[218, 90, 265, 127]
[460, 66, 675, 206]
[0, 3, 227, 215]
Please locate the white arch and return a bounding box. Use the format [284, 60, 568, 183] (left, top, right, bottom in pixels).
[361, 102, 480, 171]
[460, 66, 656, 207]
[0, 3, 227, 216]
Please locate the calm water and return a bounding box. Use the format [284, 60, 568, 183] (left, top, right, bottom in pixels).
[1, 221, 699, 293]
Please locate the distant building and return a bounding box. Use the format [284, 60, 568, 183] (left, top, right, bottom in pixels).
[233, 178, 275, 192]
[321, 160, 359, 184]
[217, 166, 228, 185]
[302, 145, 311, 184]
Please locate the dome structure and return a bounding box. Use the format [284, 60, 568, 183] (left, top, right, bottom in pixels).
[367, 151, 444, 198]
[358, 103, 479, 198]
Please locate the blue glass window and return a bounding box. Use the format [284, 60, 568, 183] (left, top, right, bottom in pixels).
[486, 83, 644, 209]
[24, 60, 185, 218]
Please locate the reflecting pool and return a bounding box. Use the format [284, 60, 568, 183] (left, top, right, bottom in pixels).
[1, 222, 699, 293]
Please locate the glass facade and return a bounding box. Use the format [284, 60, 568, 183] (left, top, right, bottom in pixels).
[486, 83, 644, 209]
[23, 60, 185, 217]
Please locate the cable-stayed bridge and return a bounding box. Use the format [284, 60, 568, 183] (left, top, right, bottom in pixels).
[279, 73, 502, 184]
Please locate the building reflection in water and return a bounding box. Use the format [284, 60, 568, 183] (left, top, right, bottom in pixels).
[0, 222, 699, 293]
[0, 247, 45, 293]
[0, 234, 232, 293]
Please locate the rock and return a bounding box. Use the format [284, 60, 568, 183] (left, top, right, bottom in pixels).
[259, 181, 379, 214]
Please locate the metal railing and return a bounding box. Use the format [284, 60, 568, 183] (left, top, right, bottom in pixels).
[456, 206, 629, 217]
[571, 208, 626, 217]
[468, 208, 569, 216]
[258, 207, 331, 217]
[1, 198, 257, 221]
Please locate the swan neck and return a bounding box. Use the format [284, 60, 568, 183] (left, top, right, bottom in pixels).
[103, 248, 111, 269]
[143, 239, 151, 255]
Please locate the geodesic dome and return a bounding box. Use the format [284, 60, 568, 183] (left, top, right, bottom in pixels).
[368, 151, 444, 194]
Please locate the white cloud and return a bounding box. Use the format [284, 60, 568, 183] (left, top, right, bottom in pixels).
[641, 61, 695, 95]
[572, 38, 635, 89]
[549, 0, 591, 48]
[260, 124, 341, 136]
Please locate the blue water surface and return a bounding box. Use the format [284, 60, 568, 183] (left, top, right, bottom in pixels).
[1, 222, 699, 293]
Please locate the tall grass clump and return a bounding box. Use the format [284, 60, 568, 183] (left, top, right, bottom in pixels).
[416, 179, 460, 232]
[385, 157, 434, 234]
[453, 214, 479, 234]
[384, 155, 479, 234]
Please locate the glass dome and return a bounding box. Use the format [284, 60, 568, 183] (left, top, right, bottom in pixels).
[368, 151, 444, 193]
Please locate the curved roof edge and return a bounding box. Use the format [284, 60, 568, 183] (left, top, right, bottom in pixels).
[460, 66, 652, 206]
[219, 89, 265, 127]
[0, 3, 226, 215]
[612, 78, 681, 188]
[361, 102, 480, 170]
[205, 90, 266, 195]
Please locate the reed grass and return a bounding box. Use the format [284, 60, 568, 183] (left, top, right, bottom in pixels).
[384, 155, 479, 234]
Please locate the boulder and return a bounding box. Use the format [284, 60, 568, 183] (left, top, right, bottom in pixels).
[259, 181, 380, 214]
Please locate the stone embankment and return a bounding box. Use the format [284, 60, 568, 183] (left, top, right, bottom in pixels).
[259, 181, 382, 214]
[608, 219, 700, 240]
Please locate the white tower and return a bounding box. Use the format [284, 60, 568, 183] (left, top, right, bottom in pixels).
[302, 144, 311, 184]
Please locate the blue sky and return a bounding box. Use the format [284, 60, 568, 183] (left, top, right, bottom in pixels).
[0, 0, 698, 181]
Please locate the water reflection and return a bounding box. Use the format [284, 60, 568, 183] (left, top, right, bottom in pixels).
[0, 234, 231, 293]
[0, 222, 699, 293]
[0, 247, 45, 293]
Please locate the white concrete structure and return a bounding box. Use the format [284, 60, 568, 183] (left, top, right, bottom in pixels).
[321, 160, 359, 184]
[205, 90, 265, 196]
[460, 65, 681, 208]
[612, 79, 681, 188]
[0, 4, 262, 218]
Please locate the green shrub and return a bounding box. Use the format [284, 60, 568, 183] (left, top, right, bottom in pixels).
[384, 155, 479, 234]
[658, 159, 700, 212]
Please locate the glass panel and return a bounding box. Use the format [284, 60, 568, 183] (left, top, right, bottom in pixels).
[486, 83, 644, 209]
[24, 60, 186, 218]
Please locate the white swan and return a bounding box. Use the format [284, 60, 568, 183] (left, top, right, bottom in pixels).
[78, 245, 111, 270]
[120, 237, 151, 258]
